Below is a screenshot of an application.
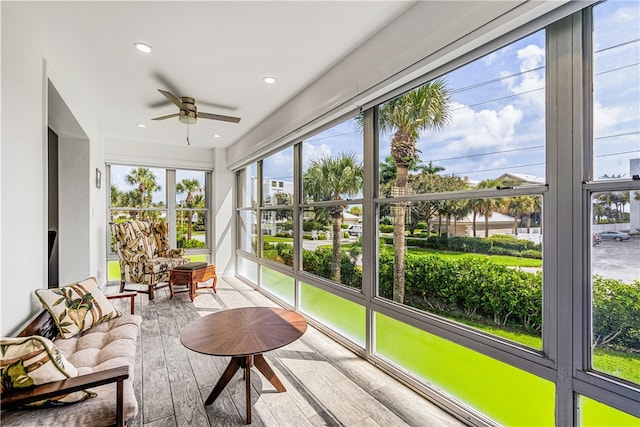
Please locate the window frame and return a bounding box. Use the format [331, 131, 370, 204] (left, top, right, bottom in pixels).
[106, 164, 212, 259]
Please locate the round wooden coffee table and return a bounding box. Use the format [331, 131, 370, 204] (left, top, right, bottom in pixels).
[180, 307, 307, 424]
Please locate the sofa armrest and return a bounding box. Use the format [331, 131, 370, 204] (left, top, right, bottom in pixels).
[106, 291, 137, 314]
[1, 365, 129, 427]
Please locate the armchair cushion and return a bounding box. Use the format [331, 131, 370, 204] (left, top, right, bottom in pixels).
[0, 336, 95, 407]
[35, 278, 121, 339]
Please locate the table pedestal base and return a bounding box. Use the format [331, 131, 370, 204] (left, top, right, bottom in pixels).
[204, 353, 285, 424]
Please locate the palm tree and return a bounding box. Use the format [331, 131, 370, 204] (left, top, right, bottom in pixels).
[176, 178, 202, 241]
[303, 152, 363, 283]
[125, 167, 160, 215]
[476, 179, 502, 237]
[379, 80, 452, 303]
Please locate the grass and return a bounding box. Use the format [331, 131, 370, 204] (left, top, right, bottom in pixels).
[404, 247, 542, 267]
[456, 319, 543, 349]
[263, 236, 294, 243]
[593, 347, 640, 384]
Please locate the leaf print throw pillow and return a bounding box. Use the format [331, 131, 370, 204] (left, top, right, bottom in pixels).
[35, 277, 121, 339]
[0, 335, 95, 406]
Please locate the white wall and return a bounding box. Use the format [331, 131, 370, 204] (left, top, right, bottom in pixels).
[58, 137, 91, 284]
[213, 148, 235, 277]
[1, 3, 103, 335]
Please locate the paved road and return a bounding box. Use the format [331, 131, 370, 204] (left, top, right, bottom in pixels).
[592, 236, 639, 283]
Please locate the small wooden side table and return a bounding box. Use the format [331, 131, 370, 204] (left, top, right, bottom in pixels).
[169, 263, 217, 301]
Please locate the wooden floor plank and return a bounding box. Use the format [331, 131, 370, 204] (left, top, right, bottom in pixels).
[170, 378, 210, 427]
[105, 278, 465, 427]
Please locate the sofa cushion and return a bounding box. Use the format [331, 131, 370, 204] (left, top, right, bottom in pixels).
[35, 277, 121, 339]
[0, 335, 95, 407]
[1, 314, 141, 425]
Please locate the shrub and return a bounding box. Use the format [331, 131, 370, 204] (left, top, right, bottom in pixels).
[302, 248, 362, 289]
[380, 225, 394, 233]
[593, 276, 640, 349]
[177, 238, 206, 249]
[379, 251, 543, 332]
[303, 221, 326, 232]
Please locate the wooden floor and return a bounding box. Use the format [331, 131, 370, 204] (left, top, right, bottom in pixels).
[106, 277, 466, 427]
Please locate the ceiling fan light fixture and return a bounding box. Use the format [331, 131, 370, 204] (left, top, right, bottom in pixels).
[179, 114, 197, 125]
[133, 42, 152, 53]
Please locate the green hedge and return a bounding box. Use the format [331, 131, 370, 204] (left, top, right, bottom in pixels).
[177, 238, 206, 248]
[263, 240, 638, 350]
[380, 235, 541, 259]
[379, 252, 543, 332]
[593, 276, 640, 349]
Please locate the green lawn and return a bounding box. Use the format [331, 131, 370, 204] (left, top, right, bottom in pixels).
[263, 236, 294, 243]
[592, 347, 640, 384]
[404, 247, 542, 268]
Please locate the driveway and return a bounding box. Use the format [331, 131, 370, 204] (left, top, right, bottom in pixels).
[592, 236, 639, 283]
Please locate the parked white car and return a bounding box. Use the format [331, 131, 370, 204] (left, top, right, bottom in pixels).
[348, 224, 362, 237]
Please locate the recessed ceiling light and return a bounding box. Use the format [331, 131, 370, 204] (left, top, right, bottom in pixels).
[137, 123, 147, 128]
[133, 42, 152, 53]
[213, 134, 221, 138]
[263, 76, 276, 84]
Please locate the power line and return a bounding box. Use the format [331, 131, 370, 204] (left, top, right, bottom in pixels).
[457, 162, 545, 176]
[594, 38, 640, 54]
[450, 67, 544, 94]
[451, 87, 544, 111]
[595, 149, 640, 159]
[594, 131, 640, 140]
[595, 62, 640, 76]
[429, 145, 544, 163]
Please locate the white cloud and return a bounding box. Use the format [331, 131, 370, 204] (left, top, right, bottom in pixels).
[501, 44, 545, 112]
[301, 143, 332, 169]
[426, 102, 523, 152]
[593, 100, 631, 134]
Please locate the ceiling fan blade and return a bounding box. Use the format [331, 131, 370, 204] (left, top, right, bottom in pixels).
[198, 112, 241, 123]
[151, 113, 180, 120]
[158, 89, 186, 110]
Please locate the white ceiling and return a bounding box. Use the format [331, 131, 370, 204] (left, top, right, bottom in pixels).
[35, 1, 414, 149]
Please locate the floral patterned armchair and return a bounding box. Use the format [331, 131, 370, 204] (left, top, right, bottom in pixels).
[111, 220, 189, 300]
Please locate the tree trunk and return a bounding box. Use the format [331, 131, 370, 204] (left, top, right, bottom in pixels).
[527, 215, 531, 233]
[472, 212, 477, 237]
[393, 165, 408, 304]
[484, 215, 489, 238]
[187, 211, 193, 240]
[513, 217, 518, 235]
[332, 214, 342, 283]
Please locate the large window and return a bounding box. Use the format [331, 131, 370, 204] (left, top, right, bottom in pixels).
[301, 117, 364, 289]
[588, 0, 640, 387]
[261, 148, 294, 267]
[376, 30, 546, 350]
[108, 164, 210, 252]
[233, 3, 640, 423]
[237, 163, 258, 256]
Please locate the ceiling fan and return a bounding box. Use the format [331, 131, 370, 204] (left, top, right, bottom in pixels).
[151, 89, 241, 124]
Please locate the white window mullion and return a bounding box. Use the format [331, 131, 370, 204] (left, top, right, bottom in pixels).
[167, 169, 177, 248]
